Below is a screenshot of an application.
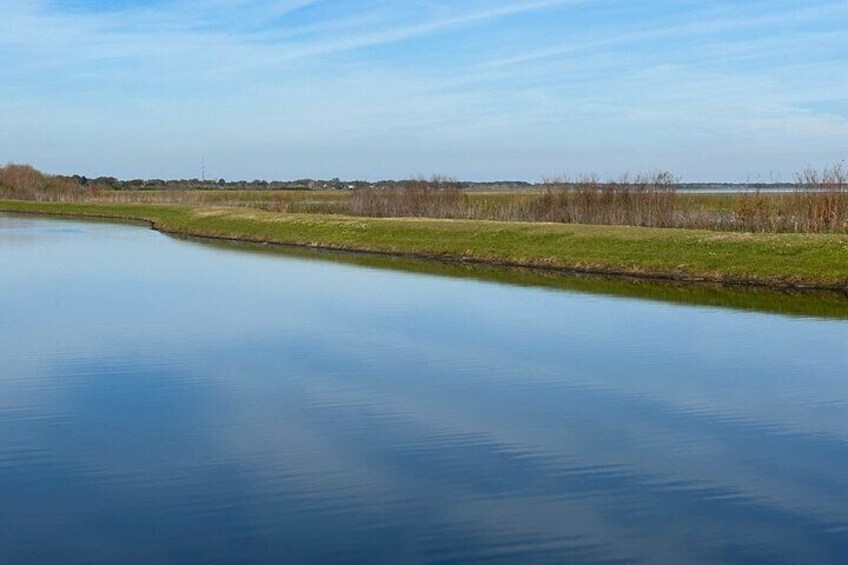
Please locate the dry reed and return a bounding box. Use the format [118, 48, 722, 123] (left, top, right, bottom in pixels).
[733, 164, 847, 232]
[345, 172, 679, 227]
[348, 176, 469, 218]
[4, 162, 848, 234]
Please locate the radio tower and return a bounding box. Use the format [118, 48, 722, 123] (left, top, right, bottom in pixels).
[202, 155, 206, 182]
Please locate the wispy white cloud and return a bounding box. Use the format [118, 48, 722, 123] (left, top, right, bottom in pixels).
[243, 0, 589, 66]
[0, 0, 845, 180]
[481, 1, 848, 69]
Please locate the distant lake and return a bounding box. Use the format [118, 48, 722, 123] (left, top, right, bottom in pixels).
[1, 213, 847, 564]
[676, 186, 798, 194]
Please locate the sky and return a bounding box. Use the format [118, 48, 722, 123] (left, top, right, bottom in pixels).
[1, 0, 846, 182]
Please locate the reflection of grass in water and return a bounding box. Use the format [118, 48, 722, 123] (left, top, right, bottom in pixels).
[191, 236, 848, 321]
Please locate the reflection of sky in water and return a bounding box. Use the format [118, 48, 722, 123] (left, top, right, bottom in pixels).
[1, 214, 847, 563]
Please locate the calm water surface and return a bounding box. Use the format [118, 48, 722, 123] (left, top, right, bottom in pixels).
[1, 214, 847, 564]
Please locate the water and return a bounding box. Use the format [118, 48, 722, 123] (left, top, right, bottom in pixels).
[1, 213, 847, 564]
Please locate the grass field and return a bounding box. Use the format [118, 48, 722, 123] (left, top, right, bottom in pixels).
[3, 199, 847, 289]
[90, 188, 746, 217]
[5, 163, 846, 233]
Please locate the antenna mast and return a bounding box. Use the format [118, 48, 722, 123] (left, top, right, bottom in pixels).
[202, 155, 206, 182]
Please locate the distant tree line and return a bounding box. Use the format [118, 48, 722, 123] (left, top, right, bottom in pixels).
[43, 174, 536, 192]
[55, 176, 314, 191]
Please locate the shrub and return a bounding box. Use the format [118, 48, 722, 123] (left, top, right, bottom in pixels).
[0, 164, 84, 201]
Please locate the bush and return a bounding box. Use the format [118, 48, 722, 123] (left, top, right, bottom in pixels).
[0, 164, 84, 201]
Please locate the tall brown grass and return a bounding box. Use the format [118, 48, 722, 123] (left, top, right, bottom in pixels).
[348, 176, 469, 218]
[789, 164, 847, 232]
[734, 164, 847, 232]
[345, 172, 679, 227]
[4, 162, 847, 233]
[530, 171, 678, 227]
[0, 164, 91, 201]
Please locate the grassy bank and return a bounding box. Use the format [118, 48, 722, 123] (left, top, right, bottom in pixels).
[2, 200, 848, 289]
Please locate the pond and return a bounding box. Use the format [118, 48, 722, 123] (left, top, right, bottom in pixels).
[1, 213, 847, 564]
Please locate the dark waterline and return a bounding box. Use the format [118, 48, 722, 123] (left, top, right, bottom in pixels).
[2, 214, 847, 564]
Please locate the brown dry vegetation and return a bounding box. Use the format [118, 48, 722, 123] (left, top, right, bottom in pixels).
[0, 164, 95, 202]
[347, 173, 679, 227]
[346, 167, 848, 233]
[2, 162, 847, 233]
[518, 172, 678, 227]
[348, 176, 469, 218]
[734, 165, 848, 233]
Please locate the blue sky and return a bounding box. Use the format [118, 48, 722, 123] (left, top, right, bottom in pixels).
[1, 0, 846, 181]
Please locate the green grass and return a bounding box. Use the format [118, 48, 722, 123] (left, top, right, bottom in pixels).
[2, 199, 848, 288]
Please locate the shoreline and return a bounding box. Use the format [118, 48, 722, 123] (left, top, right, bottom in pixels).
[2, 200, 847, 292]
